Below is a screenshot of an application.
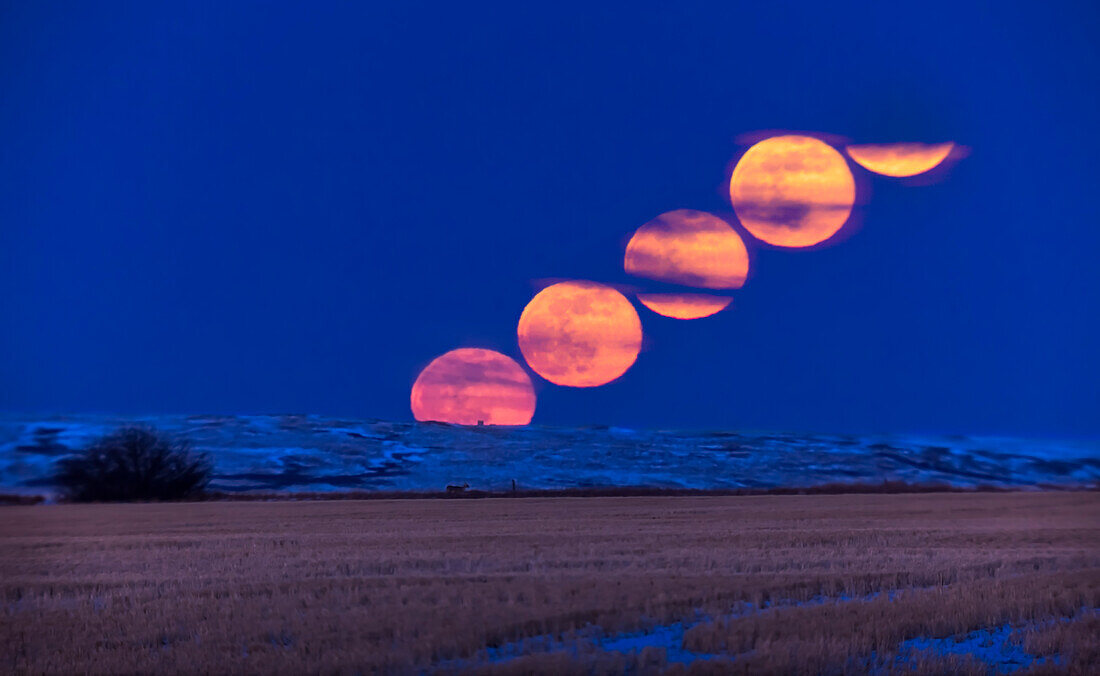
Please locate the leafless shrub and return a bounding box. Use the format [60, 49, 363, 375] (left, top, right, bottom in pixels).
[53, 426, 211, 502]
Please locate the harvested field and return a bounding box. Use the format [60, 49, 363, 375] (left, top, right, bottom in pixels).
[1, 493, 1098, 674]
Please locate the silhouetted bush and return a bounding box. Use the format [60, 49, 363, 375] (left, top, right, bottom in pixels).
[55, 427, 212, 502]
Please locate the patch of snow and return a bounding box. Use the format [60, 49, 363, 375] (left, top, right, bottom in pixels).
[1, 413, 1096, 494]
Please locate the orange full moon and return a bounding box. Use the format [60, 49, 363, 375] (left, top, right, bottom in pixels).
[410, 348, 536, 425]
[624, 209, 749, 289]
[517, 281, 643, 388]
[845, 142, 955, 177]
[729, 134, 856, 248]
[636, 293, 731, 320]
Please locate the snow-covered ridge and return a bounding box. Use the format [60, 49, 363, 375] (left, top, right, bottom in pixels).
[1, 413, 1097, 495]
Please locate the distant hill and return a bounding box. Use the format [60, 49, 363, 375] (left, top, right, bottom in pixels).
[1, 414, 1097, 496]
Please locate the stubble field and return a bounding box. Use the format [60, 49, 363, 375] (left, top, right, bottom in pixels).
[1, 492, 1098, 674]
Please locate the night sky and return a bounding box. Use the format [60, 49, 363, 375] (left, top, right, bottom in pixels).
[2, 3, 1098, 437]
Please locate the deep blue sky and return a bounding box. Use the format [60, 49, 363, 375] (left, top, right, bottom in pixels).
[2, 2, 1098, 437]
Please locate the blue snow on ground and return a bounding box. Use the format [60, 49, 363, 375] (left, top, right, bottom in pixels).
[595, 615, 718, 666]
[437, 591, 915, 671]
[895, 623, 1057, 673]
[875, 610, 1097, 674]
[3, 413, 1098, 496]
[435, 595, 1093, 674]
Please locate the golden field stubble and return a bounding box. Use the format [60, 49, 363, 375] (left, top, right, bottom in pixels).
[1, 493, 1097, 674]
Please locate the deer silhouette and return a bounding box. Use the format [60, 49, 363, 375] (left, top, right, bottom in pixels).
[446, 482, 469, 494]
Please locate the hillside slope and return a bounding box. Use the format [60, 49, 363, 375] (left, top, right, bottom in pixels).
[1, 414, 1097, 495]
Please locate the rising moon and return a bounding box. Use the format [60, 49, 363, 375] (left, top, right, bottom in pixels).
[410, 348, 536, 425]
[517, 280, 643, 388]
[636, 293, 731, 320]
[729, 134, 856, 248]
[845, 142, 955, 177]
[624, 209, 749, 289]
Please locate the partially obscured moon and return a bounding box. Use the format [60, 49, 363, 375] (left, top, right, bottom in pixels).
[624, 209, 749, 289]
[729, 135, 856, 248]
[517, 281, 643, 387]
[637, 293, 731, 320]
[846, 142, 955, 177]
[411, 348, 535, 425]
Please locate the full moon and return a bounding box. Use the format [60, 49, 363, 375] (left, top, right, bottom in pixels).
[624, 209, 749, 289]
[410, 348, 535, 425]
[636, 293, 731, 320]
[846, 142, 955, 177]
[517, 280, 643, 387]
[729, 134, 856, 248]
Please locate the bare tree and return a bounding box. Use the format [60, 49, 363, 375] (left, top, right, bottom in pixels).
[54, 426, 212, 502]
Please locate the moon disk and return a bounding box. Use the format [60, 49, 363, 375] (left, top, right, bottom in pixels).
[637, 293, 731, 320]
[846, 142, 955, 177]
[729, 134, 856, 248]
[411, 348, 535, 425]
[624, 209, 749, 289]
[517, 281, 643, 387]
